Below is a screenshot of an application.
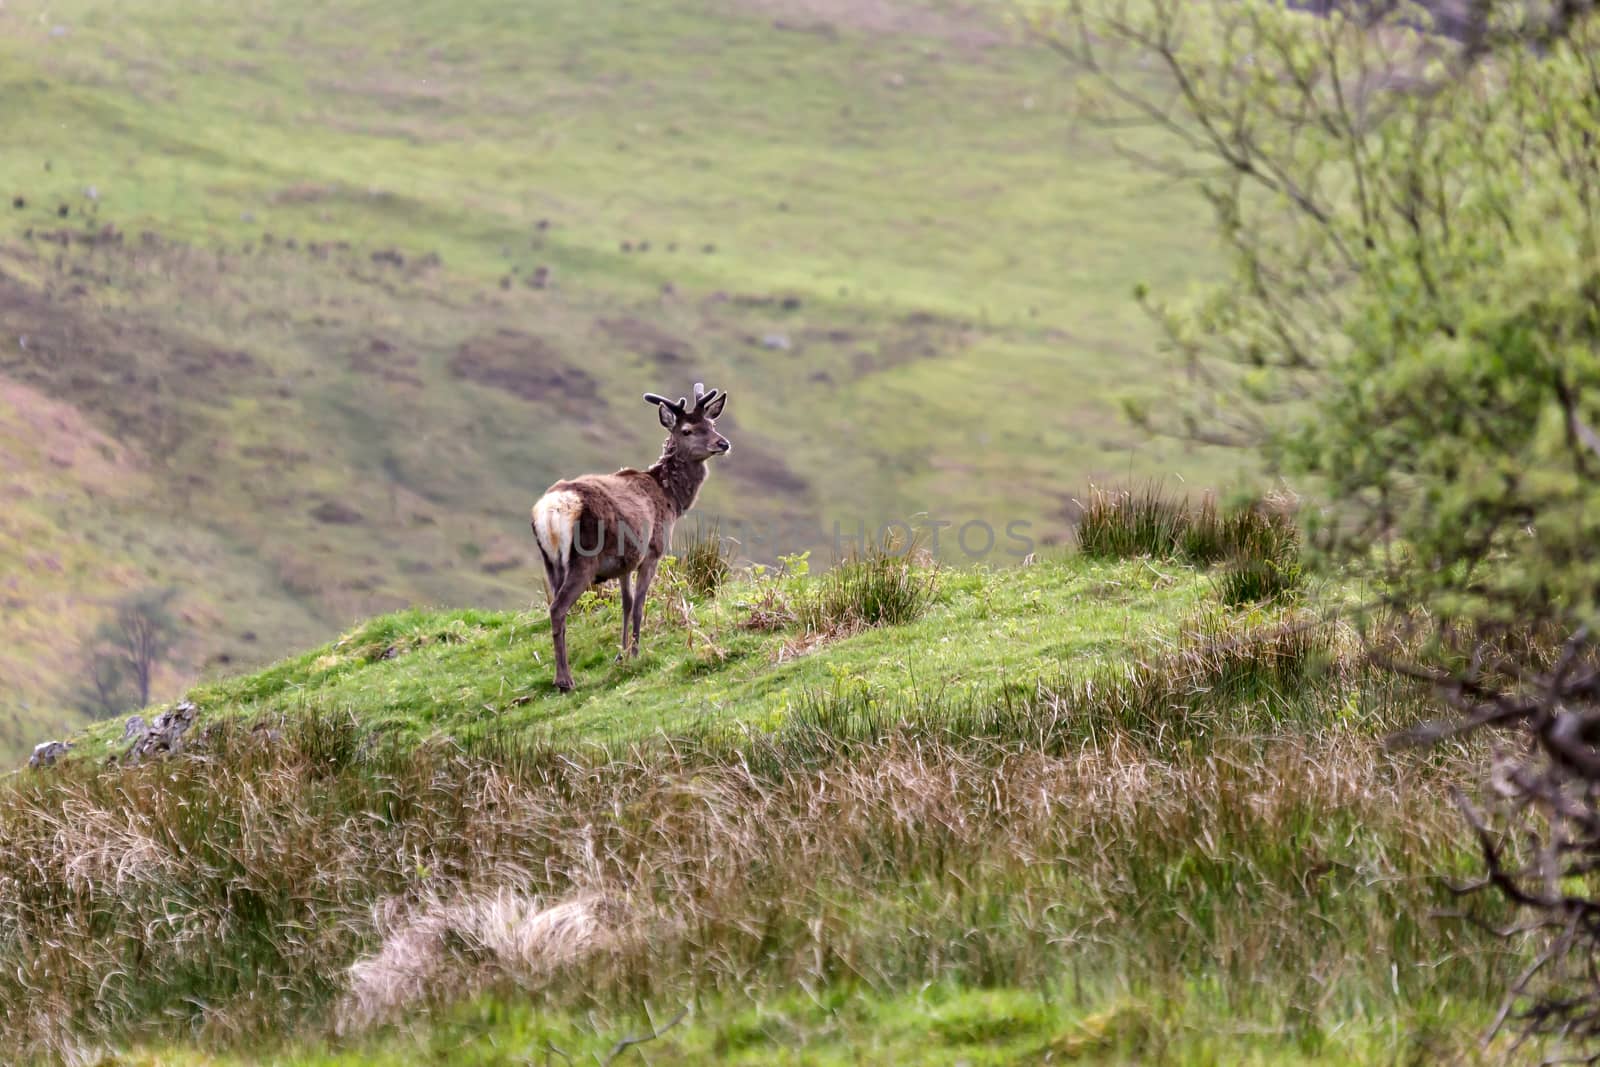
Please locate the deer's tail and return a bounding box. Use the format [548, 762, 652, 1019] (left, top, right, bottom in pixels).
[531, 489, 582, 595]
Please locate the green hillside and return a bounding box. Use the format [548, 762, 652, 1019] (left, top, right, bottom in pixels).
[6, 544, 1517, 1065]
[72, 554, 1217, 755]
[0, 0, 1228, 754]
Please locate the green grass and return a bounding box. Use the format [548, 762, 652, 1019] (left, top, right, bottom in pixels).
[72, 555, 1215, 757]
[123, 985, 1500, 1066]
[1076, 486, 1304, 607]
[0, 0, 1238, 750]
[674, 520, 734, 599]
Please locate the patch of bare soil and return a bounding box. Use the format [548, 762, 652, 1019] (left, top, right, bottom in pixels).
[597, 316, 695, 370]
[724, 438, 811, 496]
[0, 377, 142, 494]
[269, 182, 341, 205]
[350, 336, 423, 387]
[476, 534, 526, 576]
[728, 0, 1008, 47]
[448, 330, 598, 404]
[309, 499, 364, 525]
[0, 262, 255, 455]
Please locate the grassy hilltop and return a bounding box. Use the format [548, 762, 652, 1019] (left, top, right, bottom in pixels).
[0, 0, 1230, 752]
[2, 512, 1524, 1065]
[74, 551, 1213, 755]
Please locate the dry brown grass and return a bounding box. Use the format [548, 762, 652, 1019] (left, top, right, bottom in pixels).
[341, 891, 626, 1032]
[738, 573, 799, 634]
[0, 689, 1511, 1060]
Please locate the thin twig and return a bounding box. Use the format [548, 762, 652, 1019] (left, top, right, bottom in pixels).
[599, 1007, 688, 1065]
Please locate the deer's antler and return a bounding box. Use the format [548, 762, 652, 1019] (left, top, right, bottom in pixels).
[642, 392, 686, 416]
[647, 385, 723, 417]
[690, 382, 721, 414]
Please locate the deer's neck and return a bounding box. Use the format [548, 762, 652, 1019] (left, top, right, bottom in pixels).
[648, 440, 708, 517]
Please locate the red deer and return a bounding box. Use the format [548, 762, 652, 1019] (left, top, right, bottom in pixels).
[530, 382, 730, 691]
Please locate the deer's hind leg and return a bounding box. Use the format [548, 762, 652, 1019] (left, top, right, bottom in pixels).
[616, 570, 635, 662]
[548, 553, 599, 692]
[536, 544, 563, 609]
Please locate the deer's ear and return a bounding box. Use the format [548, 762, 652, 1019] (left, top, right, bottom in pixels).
[658, 402, 678, 429]
[703, 392, 726, 419]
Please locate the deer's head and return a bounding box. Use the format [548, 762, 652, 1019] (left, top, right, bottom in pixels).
[644, 382, 730, 461]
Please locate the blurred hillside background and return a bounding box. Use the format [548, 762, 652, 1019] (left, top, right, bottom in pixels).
[0, 0, 1226, 754]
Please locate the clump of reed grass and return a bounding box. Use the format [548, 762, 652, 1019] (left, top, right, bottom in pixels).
[673, 520, 734, 599]
[1217, 552, 1303, 607]
[1075, 485, 1303, 605]
[1076, 484, 1192, 560]
[797, 532, 938, 636]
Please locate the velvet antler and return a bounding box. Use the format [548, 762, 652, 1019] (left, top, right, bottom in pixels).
[642, 391, 686, 416]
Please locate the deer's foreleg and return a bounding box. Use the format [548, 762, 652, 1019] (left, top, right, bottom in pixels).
[616, 570, 635, 662]
[628, 555, 661, 658]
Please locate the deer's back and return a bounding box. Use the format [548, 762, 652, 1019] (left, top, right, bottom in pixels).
[546, 469, 670, 577]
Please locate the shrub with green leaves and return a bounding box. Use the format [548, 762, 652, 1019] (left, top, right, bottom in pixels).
[1051, 0, 1600, 628]
[1050, 0, 1600, 1046]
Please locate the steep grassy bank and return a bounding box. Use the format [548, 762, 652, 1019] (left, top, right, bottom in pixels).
[5, 539, 1522, 1065]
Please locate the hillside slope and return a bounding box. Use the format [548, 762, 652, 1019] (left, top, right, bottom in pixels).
[0, 0, 1227, 751]
[10, 552, 1515, 1065]
[72, 553, 1213, 757]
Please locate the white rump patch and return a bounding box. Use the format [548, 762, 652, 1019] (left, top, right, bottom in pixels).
[531, 489, 583, 565]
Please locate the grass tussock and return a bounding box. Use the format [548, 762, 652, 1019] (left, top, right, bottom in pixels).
[797, 533, 938, 638]
[1077, 484, 1192, 561]
[1217, 550, 1304, 607]
[0, 613, 1507, 1061]
[673, 521, 734, 600]
[1076, 485, 1302, 605]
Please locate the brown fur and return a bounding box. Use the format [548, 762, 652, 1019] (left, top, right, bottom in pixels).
[530, 384, 729, 690]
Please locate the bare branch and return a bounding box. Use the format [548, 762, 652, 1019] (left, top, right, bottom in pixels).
[599, 1007, 688, 1065]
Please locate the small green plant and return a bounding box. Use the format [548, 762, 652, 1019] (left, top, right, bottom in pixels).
[574, 582, 620, 617]
[739, 551, 811, 633]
